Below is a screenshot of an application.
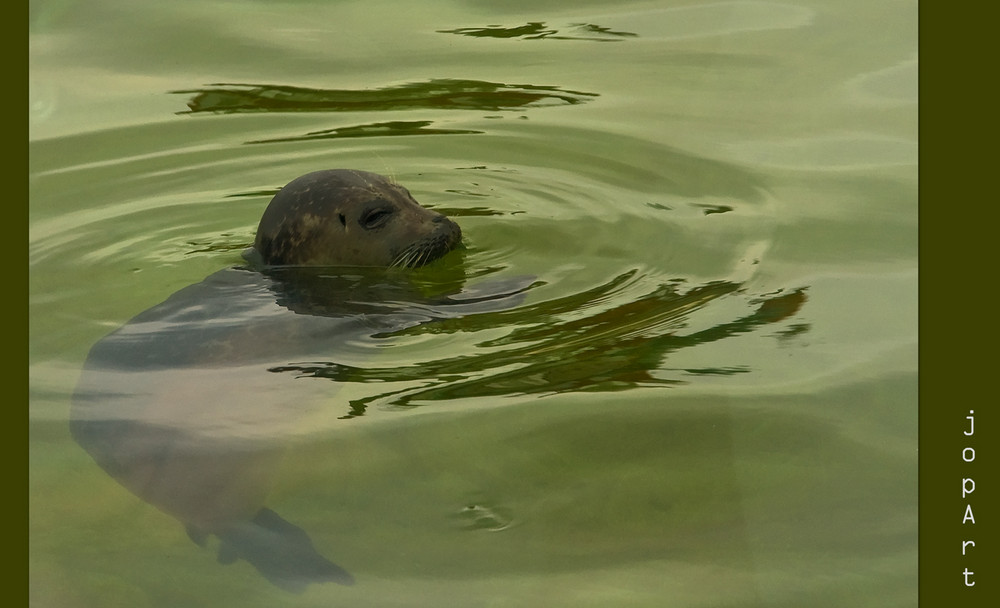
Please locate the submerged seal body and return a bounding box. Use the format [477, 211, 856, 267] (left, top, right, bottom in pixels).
[251, 169, 462, 268]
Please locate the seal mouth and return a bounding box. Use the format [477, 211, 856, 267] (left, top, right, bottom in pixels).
[389, 227, 463, 269]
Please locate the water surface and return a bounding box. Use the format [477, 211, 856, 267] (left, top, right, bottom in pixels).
[30, 1, 917, 606]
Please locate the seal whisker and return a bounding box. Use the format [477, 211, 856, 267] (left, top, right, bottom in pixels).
[391, 244, 420, 269]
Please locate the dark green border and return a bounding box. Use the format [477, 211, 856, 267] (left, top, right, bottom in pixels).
[19, 2, 29, 606]
[918, 3, 995, 605]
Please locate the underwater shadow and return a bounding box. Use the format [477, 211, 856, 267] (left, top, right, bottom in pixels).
[71, 259, 808, 589]
[69, 264, 533, 592]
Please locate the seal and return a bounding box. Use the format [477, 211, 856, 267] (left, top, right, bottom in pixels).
[250, 169, 462, 268]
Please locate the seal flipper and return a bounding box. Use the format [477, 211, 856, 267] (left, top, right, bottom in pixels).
[215, 508, 355, 593]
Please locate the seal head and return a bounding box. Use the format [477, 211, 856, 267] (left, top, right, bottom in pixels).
[251, 170, 462, 268]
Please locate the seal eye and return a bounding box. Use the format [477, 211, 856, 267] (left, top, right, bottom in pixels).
[360, 207, 392, 230]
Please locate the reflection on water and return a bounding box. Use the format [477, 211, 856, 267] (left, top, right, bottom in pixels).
[174, 79, 599, 114]
[247, 120, 483, 145]
[438, 22, 637, 42]
[846, 58, 918, 106]
[275, 270, 807, 411]
[583, 1, 815, 40]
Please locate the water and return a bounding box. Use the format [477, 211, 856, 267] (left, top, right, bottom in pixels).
[29, 1, 917, 606]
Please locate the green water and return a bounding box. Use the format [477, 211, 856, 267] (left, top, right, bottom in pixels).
[30, 1, 917, 606]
